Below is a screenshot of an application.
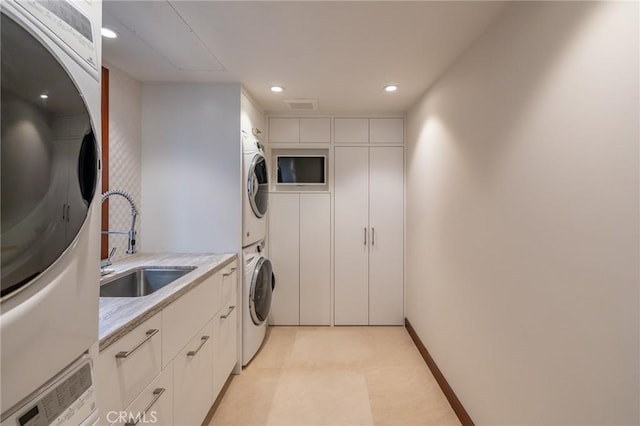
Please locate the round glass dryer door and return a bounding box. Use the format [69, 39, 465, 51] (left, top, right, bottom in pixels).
[249, 258, 273, 325]
[1, 13, 98, 298]
[247, 154, 268, 218]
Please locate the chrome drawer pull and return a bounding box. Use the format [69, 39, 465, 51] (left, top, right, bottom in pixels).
[223, 267, 237, 277]
[115, 329, 159, 359]
[187, 336, 210, 357]
[124, 388, 165, 426]
[220, 305, 236, 319]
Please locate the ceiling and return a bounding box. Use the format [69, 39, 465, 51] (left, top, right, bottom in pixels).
[102, 1, 508, 114]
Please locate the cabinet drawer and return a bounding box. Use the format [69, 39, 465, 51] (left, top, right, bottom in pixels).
[213, 304, 238, 398]
[162, 272, 219, 367]
[111, 366, 173, 426]
[221, 262, 238, 307]
[173, 319, 214, 426]
[96, 314, 162, 421]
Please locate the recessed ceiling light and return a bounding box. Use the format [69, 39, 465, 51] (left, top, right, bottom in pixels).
[40, 94, 48, 99]
[383, 85, 399, 92]
[270, 85, 284, 93]
[101, 27, 118, 39]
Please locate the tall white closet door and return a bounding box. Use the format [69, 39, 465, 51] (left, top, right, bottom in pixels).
[268, 193, 300, 325]
[300, 193, 331, 325]
[334, 147, 369, 325]
[369, 147, 404, 325]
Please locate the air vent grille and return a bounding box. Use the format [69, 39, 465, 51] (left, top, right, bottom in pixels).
[284, 99, 318, 111]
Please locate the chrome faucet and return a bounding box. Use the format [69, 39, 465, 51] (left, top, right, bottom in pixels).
[101, 189, 139, 255]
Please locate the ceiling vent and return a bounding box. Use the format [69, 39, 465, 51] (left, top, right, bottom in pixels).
[284, 99, 318, 111]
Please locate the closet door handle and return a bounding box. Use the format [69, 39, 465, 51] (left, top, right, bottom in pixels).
[371, 228, 375, 246]
[187, 336, 210, 357]
[364, 227, 367, 245]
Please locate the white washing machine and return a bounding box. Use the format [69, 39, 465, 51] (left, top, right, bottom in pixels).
[242, 240, 275, 365]
[242, 132, 269, 248]
[1, 0, 101, 422]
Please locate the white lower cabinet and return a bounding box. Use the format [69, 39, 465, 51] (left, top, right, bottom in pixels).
[173, 319, 214, 426]
[97, 259, 239, 426]
[213, 295, 237, 398]
[112, 367, 173, 426]
[96, 314, 162, 424]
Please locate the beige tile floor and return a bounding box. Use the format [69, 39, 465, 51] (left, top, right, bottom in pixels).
[208, 326, 460, 426]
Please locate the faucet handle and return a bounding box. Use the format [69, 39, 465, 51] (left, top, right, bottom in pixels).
[101, 247, 117, 269]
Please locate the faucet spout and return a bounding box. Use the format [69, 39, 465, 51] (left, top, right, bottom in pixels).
[101, 190, 139, 254]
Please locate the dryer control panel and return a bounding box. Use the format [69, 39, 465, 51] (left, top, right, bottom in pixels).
[1, 356, 97, 426]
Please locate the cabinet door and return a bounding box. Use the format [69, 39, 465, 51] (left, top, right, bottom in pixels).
[300, 118, 331, 143]
[300, 193, 331, 325]
[113, 367, 173, 426]
[334, 118, 369, 143]
[162, 273, 218, 368]
[369, 147, 404, 325]
[334, 147, 369, 325]
[269, 118, 299, 143]
[213, 302, 238, 399]
[369, 118, 404, 144]
[268, 193, 300, 325]
[173, 320, 214, 426]
[95, 314, 162, 421]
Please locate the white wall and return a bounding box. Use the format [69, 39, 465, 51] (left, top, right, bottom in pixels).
[141, 83, 242, 253]
[406, 2, 639, 425]
[106, 64, 142, 261]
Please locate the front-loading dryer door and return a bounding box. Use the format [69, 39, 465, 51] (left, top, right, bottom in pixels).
[247, 154, 268, 218]
[0, 13, 98, 298]
[249, 257, 273, 325]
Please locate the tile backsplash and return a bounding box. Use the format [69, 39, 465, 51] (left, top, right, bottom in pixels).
[106, 64, 142, 261]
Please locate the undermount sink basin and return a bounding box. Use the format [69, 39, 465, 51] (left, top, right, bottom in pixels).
[100, 266, 197, 297]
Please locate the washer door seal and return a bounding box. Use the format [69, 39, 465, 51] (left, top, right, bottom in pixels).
[247, 154, 268, 218]
[249, 257, 273, 325]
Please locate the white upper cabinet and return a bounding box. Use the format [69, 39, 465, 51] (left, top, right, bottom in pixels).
[300, 118, 331, 143]
[369, 118, 404, 144]
[334, 118, 369, 144]
[335, 118, 404, 144]
[269, 117, 331, 144]
[269, 118, 299, 143]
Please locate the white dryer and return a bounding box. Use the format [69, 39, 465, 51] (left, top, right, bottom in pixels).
[242, 240, 275, 365]
[242, 132, 269, 247]
[1, 0, 101, 419]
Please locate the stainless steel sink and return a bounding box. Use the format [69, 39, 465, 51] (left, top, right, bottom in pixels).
[100, 266, 197, 297]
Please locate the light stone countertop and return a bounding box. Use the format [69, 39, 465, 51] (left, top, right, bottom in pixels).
[98, 252, 237, 352]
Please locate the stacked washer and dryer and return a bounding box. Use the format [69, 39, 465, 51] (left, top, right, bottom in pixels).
[241, 130, 275, 366]
[1, 0, 101, 424]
